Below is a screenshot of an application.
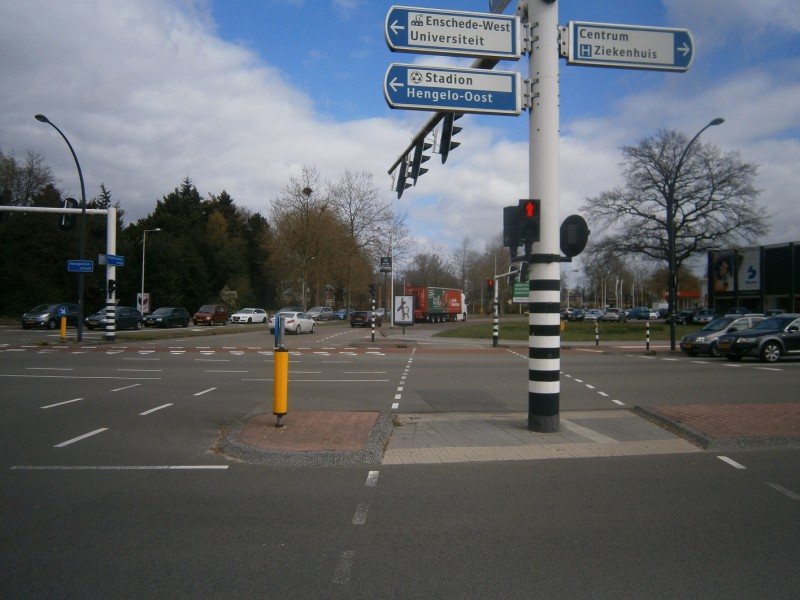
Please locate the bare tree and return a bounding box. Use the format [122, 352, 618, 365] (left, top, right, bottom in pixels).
[582, 129, 769, 283]
[328, 170, 391, 310]
[0, 150, 53, 206]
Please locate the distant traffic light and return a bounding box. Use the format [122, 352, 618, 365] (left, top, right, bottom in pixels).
[518, 199, 541, 244]
[58, 197, 78, 231]
[487, 278, 495, 295]
[368, 283, 377, 298]
[440, 113, 463, 164]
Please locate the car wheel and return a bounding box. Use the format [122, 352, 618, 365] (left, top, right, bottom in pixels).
[725, 355, 742, 362]
[135, 321, 143, 330]
[708, 342, 719, 358]
[295, 325, 301, 335]
[182, 321, 189, 327]
[47, 319, 57, 330]
[760, 342, 782, 363]
[247, 317, 252, 323]
[310, 323, 316, 333]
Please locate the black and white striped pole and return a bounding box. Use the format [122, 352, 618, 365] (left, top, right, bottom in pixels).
[526, 0, 561, 432]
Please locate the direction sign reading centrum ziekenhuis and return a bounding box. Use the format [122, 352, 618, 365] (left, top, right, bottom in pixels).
[566, 21, 694, 72]
[385, 5, 521, 60]
[384, 63, 521, 115]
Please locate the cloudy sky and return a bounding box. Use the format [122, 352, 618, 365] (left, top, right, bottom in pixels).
[2, 0, 799, 262]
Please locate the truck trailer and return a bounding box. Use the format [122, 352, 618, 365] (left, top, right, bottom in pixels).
[405, 286, 467, 323]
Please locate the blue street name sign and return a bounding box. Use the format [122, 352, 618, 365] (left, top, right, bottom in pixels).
[106, 254, 125, 267]
[385, 5, 521, 60]
[566, 21, 693, 72]
[67, 259, 94, 273]
[384, 63, 521, 115]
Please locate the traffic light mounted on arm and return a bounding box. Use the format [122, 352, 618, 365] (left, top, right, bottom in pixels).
[439, 113, 463, 164]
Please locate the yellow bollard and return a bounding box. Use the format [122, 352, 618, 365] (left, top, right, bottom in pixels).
[273, 347, 288, 427]
[60, 316, 67, 340]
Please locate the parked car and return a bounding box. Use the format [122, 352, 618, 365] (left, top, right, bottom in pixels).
[193, 304, 229, 326]
[693, 308, 717, 324]
[269, 311, 315, 334]
[680, 315, 765, 357]
[373, 308, 386, 319]
[598, 308, 626, 322]
[351, 310, 382, 327]
[21, 303, 80, 329]
[276, 306, 304, 314]
[567, 308, 585, 322]
[717, 314, 800, 362]
[333, 308, 354, 320]
[230, 308, 268, 324]
[85, 306, 144, 331]
[627, 307, 659, 321]
[666, 310, 696, 325]
[725, 307, 752, 316]
[144, 307, 190, 328]
[583, 309, 603, 322]
[306, 306, 334, 321]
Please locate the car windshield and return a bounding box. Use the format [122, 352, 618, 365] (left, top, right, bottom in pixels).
[31, 304, 55, 312]
[309, 306, 324, 312]
[238, 308, 254, 314]
[198, 305, 214, 312]
[702, 317, 736, 332]
[152, 308, 171, 316]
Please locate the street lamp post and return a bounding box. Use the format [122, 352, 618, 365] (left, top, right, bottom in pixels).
[141, 228, 161, 315]
[35, 114, 87, 342]
[667, 117, 725, 351]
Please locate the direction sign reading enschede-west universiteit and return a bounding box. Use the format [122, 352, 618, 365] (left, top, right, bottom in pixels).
[384, 63, 521, 115]
[566, 21, 694, 72]
[385, 5, 521, 60]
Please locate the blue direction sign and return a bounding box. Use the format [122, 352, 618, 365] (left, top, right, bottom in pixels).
[384, 63, 521, 115]
[67, 259, 94, 273]
[567, 21, 694, 72]
[106, 254, 125, 267]
[385, 6, 521, 59]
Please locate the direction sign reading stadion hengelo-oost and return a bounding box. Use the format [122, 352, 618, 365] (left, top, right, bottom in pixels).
[385, 5, 521, 60]
[384, 63, 521, 115]
[566, 21, 694, 72]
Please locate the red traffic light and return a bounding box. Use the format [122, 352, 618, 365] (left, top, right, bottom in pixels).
[523, 200, 536, 218]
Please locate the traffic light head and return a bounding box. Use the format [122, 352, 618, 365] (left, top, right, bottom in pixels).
[58, 197, 78, 231]
[410, 139, 432, 184]
[487, 278, 494, 294]
[518, 199, 541, 244]
[440, 113, 463, 164]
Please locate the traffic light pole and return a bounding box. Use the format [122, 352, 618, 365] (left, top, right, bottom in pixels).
[526, 0, 561, 432]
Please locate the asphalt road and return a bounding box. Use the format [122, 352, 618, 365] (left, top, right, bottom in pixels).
[2, 321, 799, 598]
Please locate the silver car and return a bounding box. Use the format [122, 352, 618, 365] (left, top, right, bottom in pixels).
[680, 315, 765, 357]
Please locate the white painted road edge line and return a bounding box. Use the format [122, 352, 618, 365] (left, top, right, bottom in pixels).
[365, 471, 379, 486]
[41, 398, 83, 409]
[717, 455, 747, 469]
[140, 403, 174, 416]
[193, 387, 217, 396]
[54, 428, 108, 448]
[766, 482, 800, 500]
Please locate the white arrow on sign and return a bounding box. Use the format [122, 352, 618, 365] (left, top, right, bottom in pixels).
[678, 42, 690, 56]
[388, 77, 403, 93]
[389, 19, 404, 36]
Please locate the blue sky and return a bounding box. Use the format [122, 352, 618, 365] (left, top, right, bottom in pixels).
[2, 0, 799, 270]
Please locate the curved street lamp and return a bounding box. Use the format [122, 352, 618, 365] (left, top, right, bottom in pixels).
[667, 117, 725, 351]
[35, 114, 88, 342]
[141, 228, 161, 315]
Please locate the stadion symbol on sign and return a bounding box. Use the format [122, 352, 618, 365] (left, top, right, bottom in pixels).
[384, 63, 521, 115]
